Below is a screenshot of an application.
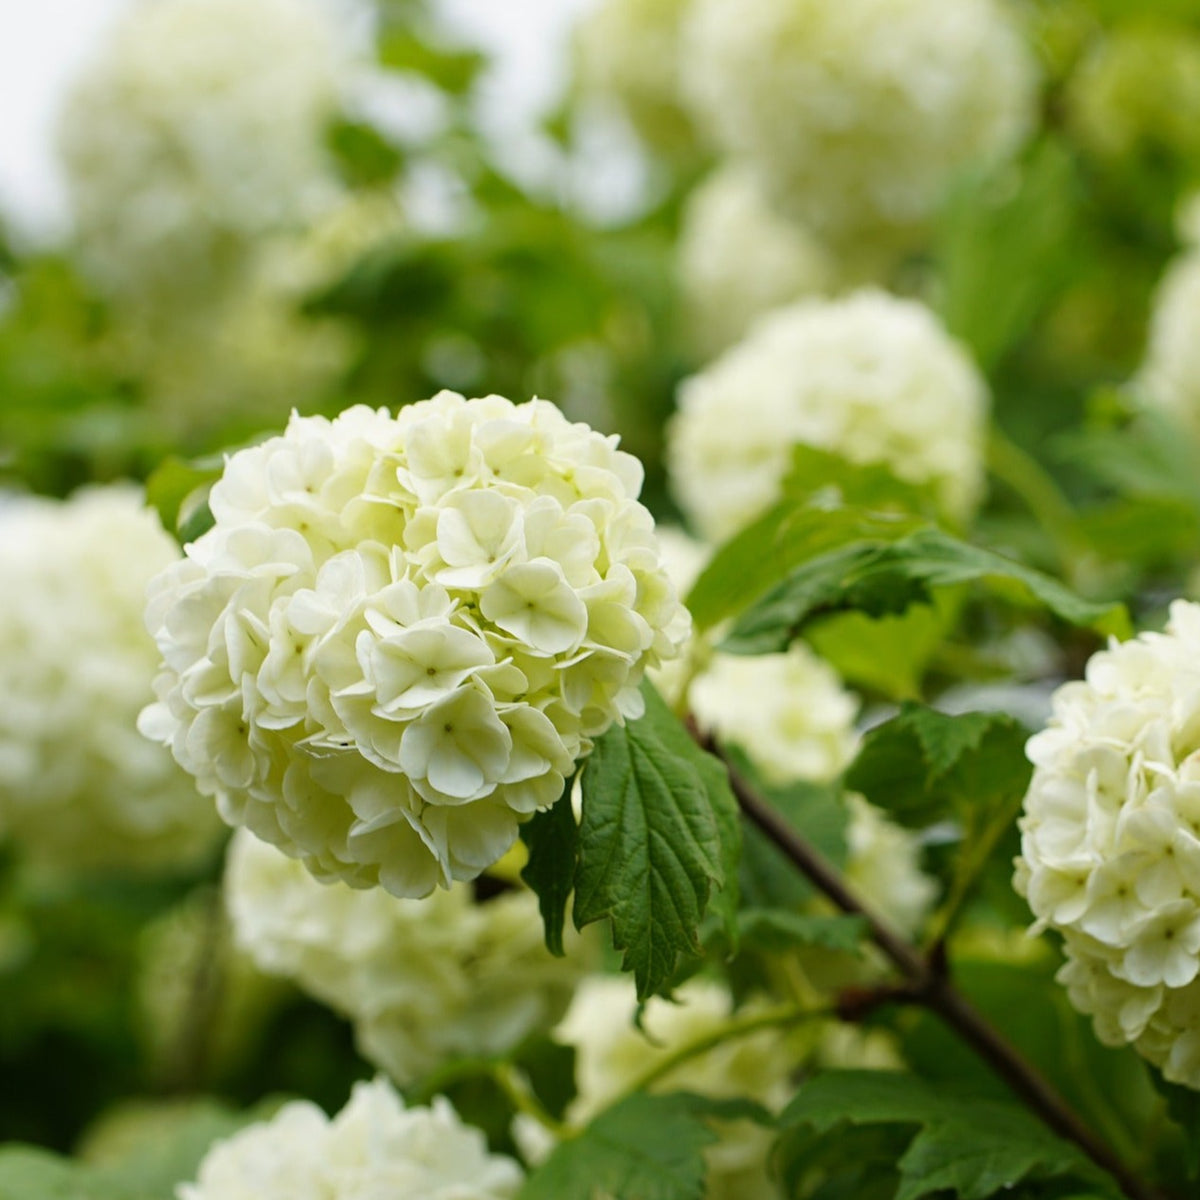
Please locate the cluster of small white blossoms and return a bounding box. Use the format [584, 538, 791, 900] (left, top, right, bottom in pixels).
[678, 0, 1038, 252]
[225, 829, 589, 1082]
[667, 290, 990, 543]
[177, 1077, 522, 1200]
[0, 487, 221, 872]
[552, 976, 792, 1200]
[1015, 600, 1200, 1088]
[573, 0, 695, 153]
[676, 164, 835, 354]
[57, 0, 345, 302]
[141, 393, 689, 897]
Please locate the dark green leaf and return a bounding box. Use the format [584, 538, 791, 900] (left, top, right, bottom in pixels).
[520, 776, 579, 957]
[723, 525, 1128, 656]
[326, 119, 404, 188]
[782, 1072, 1122, 1200]
[519, 1092, 766, 1200]
[1151, 1073, 1200, 1179]
[845, 705, 1032, 830]
[144, 454, 223, 543]
[575, 682, 734, 999]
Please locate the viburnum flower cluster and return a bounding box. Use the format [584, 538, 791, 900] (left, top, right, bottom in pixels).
[141, 393, 688, 897]
[678, 0, 1038, 253]
[225, 830, 589, 1082]
[667, 290, 990, 542]
[676, 164, 834, 354]
[1016, 600, 1200, 1088]
[57, 0, 344, 302]
[177, 1077, 523, 1200]
[0, 487, 221, 872]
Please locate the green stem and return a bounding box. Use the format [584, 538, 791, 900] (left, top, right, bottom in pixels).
[987, 428, 1085, 577]
[624, 1002, 834, 1099]
[489, 1062, 575, 1141]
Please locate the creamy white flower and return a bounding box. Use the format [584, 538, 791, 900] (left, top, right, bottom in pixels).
[679, 0, 1038, 253]
[177, 1077, 523, 1200]
[1138, 249, 1200, 435]
[677, 164, 835, 354]
[58, 0, 346, 302]
[1016, 599, 1200, 1088]
[667, 290, 989, 541]
[142, 393, 688, 896]
[555, 976, 791, 1200]
[0, 487, 222, 871]
[225, 829, 590, 1082]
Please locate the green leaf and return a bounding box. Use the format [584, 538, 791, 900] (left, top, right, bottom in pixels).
[575, 682, 736, 999]
[326, 119, 404, 188]
[519, 1092, 766, 1200]
[781, 445, 941, 518]
[937, 139, 1079, 370]
[686, 501, 924, 635]
[736, 910, 867, 955]
[782, 1072, 1122, 1200]
[144, 454, 223, 543]
[377, 28, 486, 94]
[723, 525, 1128, 656]
[1151, 1073, 1200, 1179]
[520, 776, 579, 957]
[845, 705, 1032, 831]
[0, 1147, 116, 1200]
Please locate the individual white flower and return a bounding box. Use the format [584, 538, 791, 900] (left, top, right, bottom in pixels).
[555, 975, 792, 1200]
[676, 164, 835, 355]
[667, 290, 989, 541]
[0, 487, 222, 872]
[573, 0, 695, 153]
[142, 392, 689, 897]
[177, 1077, 523, 1200]
[58, 0, 346, 302]
[679, 0, 1038, 253]
[225, 829, 590, 1082]
[1016, 599, 1200, 1088]
[1137, 249, 1200, 435]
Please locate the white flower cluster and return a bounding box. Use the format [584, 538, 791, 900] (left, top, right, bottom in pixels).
[1016, 600, 1200, 1089]
[554, 976, 792, 1200]
[141, 393, 688, 897]
[177, 1077, 522, 1200]
[0, 487, 221, 872]
[574, 0, 694, 153]
[678, 0, 1038, 252]
[58, 0, 344, 302]
[225, 829, 588, 1082]
[1138, 245, 1200, 435]
[667, 290, 990, 542]
[676, 165, 834, 354]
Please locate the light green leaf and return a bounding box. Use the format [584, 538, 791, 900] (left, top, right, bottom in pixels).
[519, 1092, 766, 1200]
[782, 1072, 1122, 1200]
[575, 682, 735, 999]
[144, 454, 223, 544]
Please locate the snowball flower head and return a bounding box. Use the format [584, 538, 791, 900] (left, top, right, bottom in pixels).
[1016, 600, 1200, 1088]
[679, 0, 1038, 252]
[141, 393, 688, 897]
[177, 1077, 522, 1200]
[667, 290, 989, 542]
[1137, 249, 1200, 435]
[0, 487, 221, 871]
[58, 0, 344, 301]
[555, 976, 792, 1199]
[225, 829, 590, 1082]
[676, 164, 834, 354]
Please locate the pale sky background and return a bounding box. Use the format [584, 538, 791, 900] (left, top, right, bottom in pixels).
[0, 0, 607, 246]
